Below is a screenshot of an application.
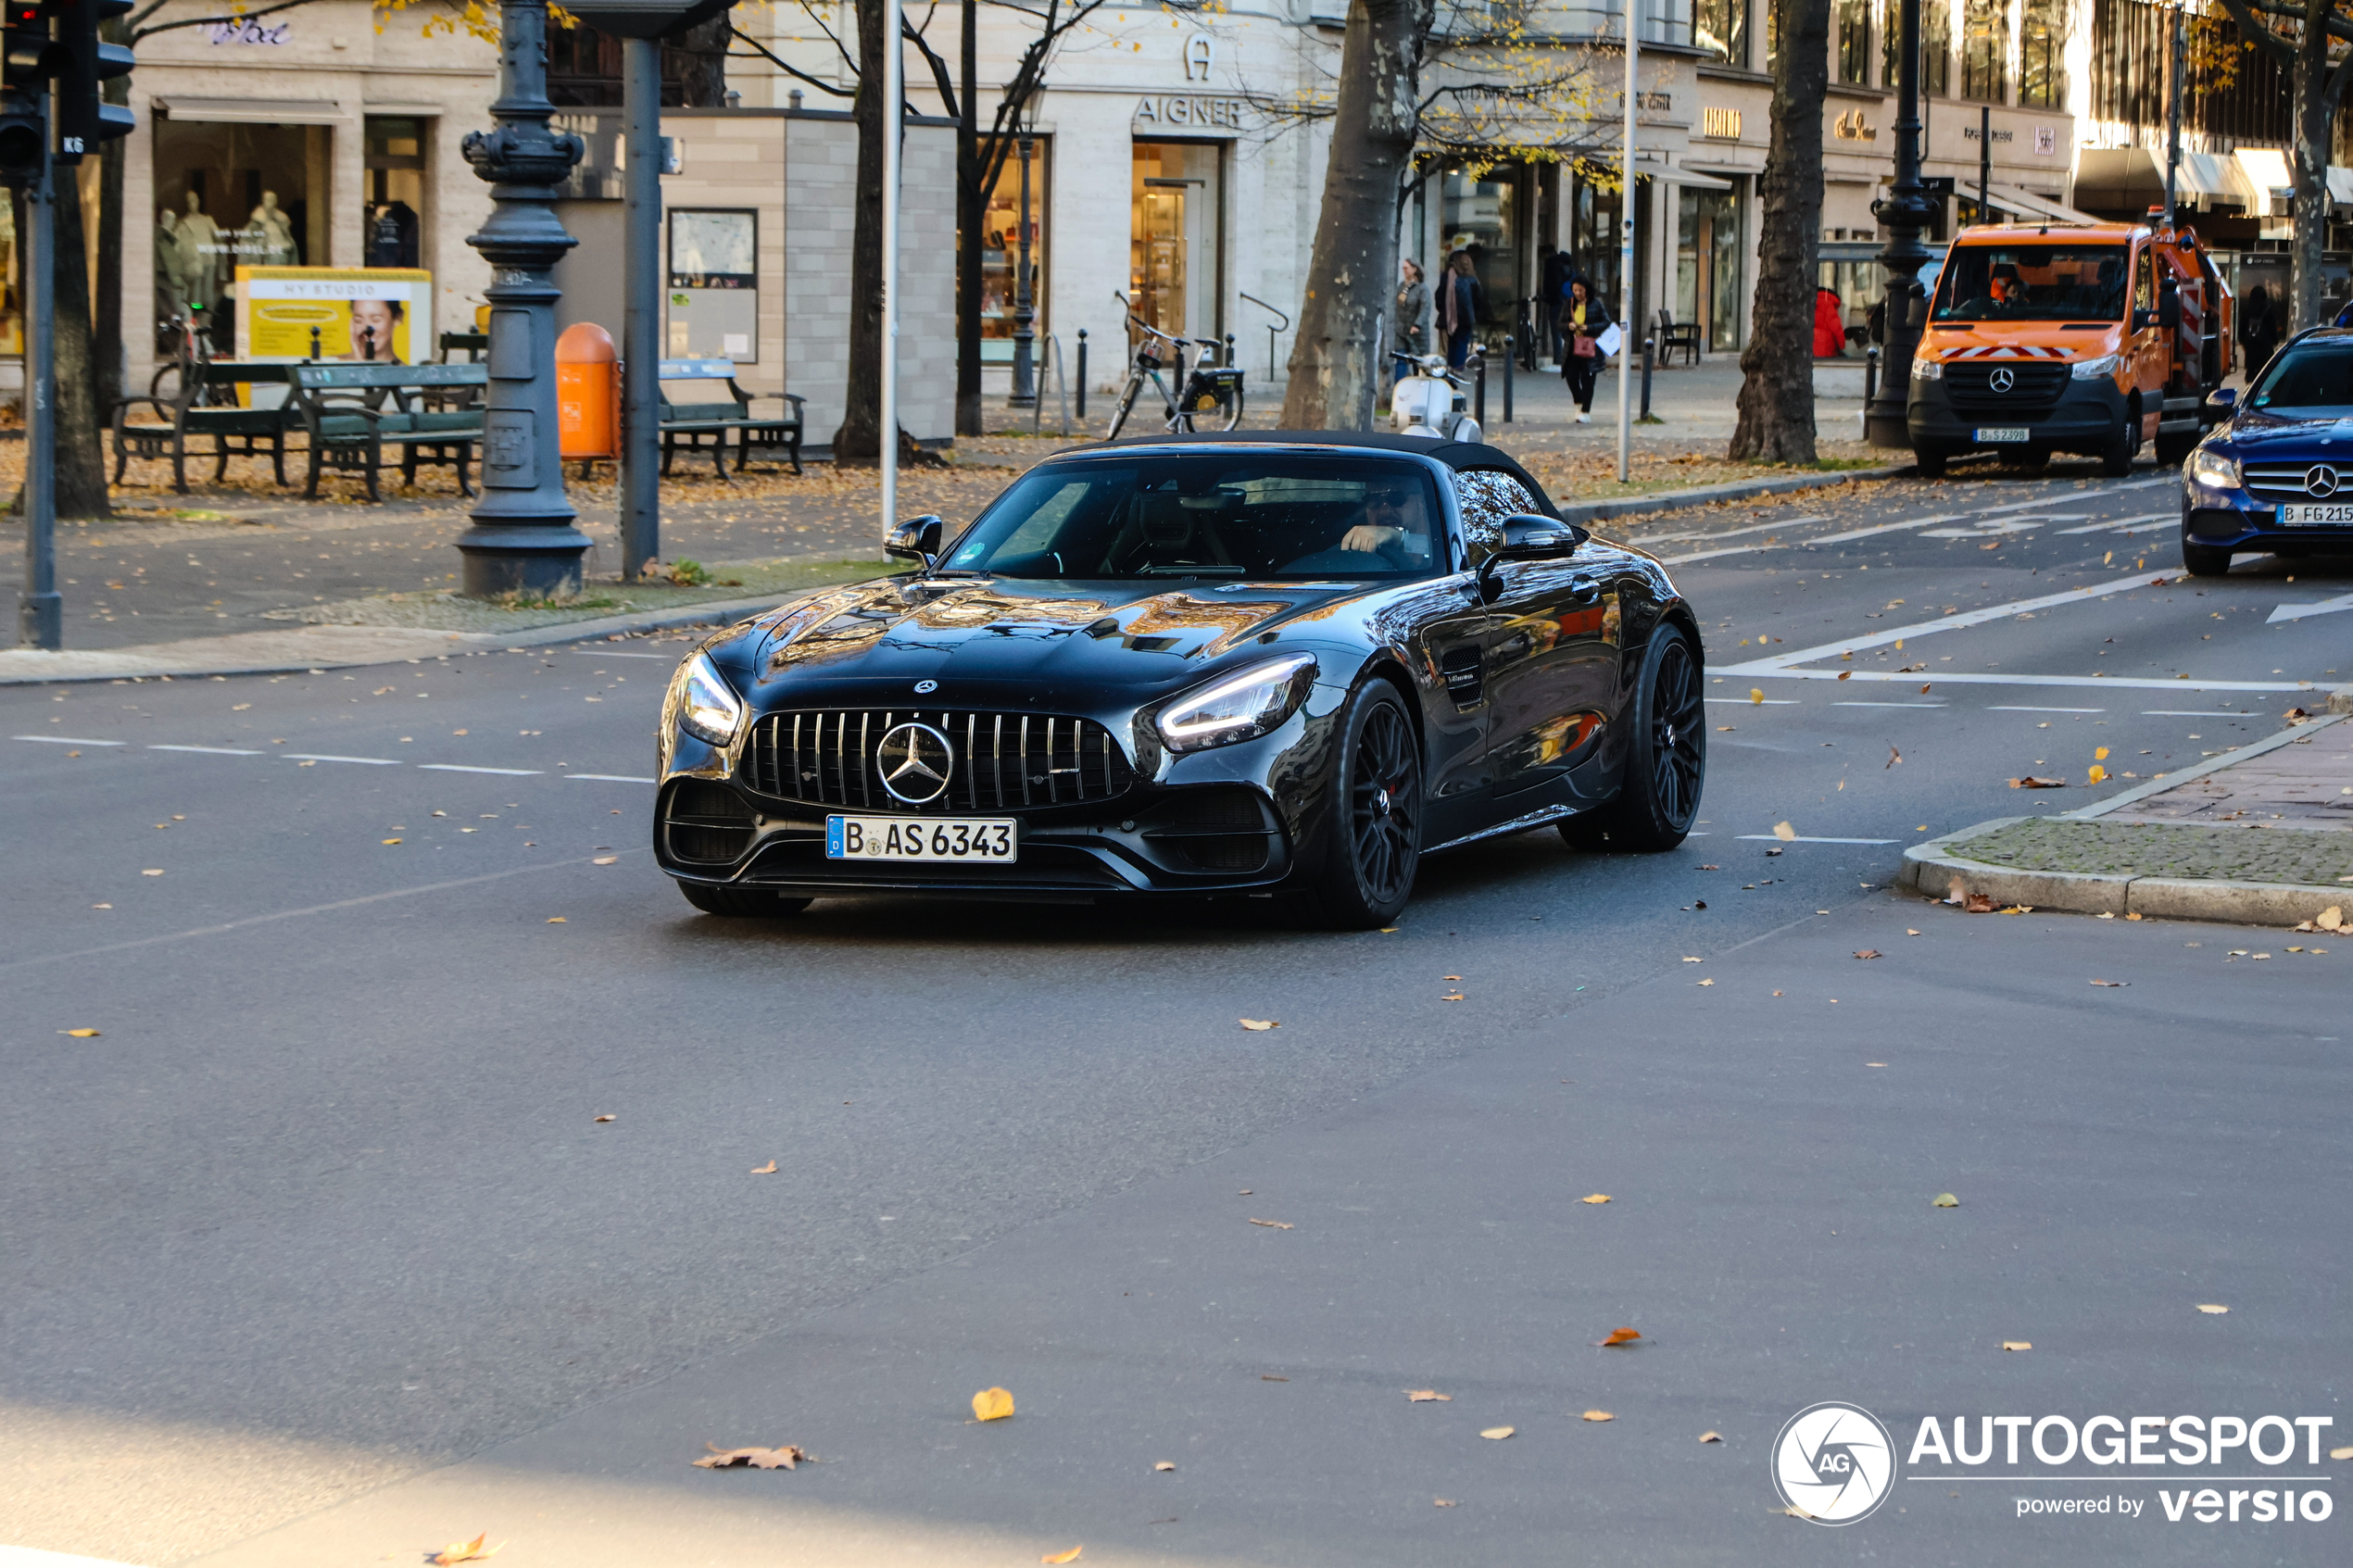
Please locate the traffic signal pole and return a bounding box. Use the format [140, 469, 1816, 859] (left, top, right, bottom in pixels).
[19, 126, 59, 647]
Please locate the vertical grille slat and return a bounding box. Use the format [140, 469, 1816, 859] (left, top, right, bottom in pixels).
[742, 709, 1133, 812]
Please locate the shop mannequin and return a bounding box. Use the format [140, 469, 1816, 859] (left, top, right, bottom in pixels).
[156, 208, 191, 328]
[177, 190, 222, 314]
[249, 190, 298, 268]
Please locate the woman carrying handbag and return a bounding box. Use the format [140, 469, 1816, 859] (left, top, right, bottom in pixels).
[1560, 278, 1610, 424]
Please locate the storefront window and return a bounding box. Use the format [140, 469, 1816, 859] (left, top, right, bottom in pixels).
[152, 118, 326, 355]
[1130, 142, 1223, 341]
[1, 195, 19, 361]
[364, 117, 425, 270]
[1883, 0, 1951, 95]
[1571, 179, 1622, 323]
[2020, 0, 2065, 107]
[1695, 0, 1747, 67]
[1837, 0, 1871, 84]
[980, 138, 1050, 341]
[1677, 182, 1746, 353]
[1961, 0, 2007, 103]
[1441, 165, 1520, 331]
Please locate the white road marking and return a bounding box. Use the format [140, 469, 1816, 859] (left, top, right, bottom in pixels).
[1919, 520, 2055, 538]
[1629, 515, 1828, 546]
[1832, 700, 1947, 708]
[148, 744, 264, 756]
[2140, 709, 2258, 716]
[283, 753, 401, 765]
[2267, 590, 2353, 623]
[417, 763, 543, 776]
[1733, 834, 1901, 844]
[2054, 512, 2173, 534]
[1716, 571, 2177, 674]
[1660, 543, 1776, 566]
[12, 735, 124, 746]
[567, 773, 658, 784]
[573, 649, 673, 659]
[1727, 669, 2314, 692]
[1704, 696, 1802, 705]
[1988, 705, 2105, 713]
[1800, 483, 2170, 547]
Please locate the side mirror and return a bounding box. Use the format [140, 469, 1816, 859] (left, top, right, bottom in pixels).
[2159, 290, 2182, 332]
[884, 514, 945, 566]
[1476, 515, 1588, 600]
[2207, 386, 2237, 411]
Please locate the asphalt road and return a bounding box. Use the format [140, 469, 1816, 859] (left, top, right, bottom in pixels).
[3, 456, 2347, 1567]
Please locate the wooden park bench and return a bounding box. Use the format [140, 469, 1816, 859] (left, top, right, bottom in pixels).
[110, 361, 299, 495]
[290, 362, 489, 502]
[659, 358, 804, 478]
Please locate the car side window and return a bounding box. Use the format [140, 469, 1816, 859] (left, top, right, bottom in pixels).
[1452, 470, 1536, 564]
[2133, 247, 2154, 318]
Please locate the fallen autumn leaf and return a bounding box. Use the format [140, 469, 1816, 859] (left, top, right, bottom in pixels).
[1406, 1389, 1453, 1402]
[2196, 1304, 2229, 1314]
[2002, 1341, 2032, 1352]
[1239, 1019, 1277, 1031]
[2089, 978, 2127, 986]
[1699, 1431, 1723, 1443]
[431, 1534, 501, 1566]
[1154, 1461, 1176, 1472]
[592, 856, 618, 866]
[1598, 1327, 1642, 1348]
[750, 1160, 777, 1174]
[1479, 1426, 1516, 1439]
[1854, 949, 1881, 960]
[1042, 1548, 1083, 1564]
[692, 1443, 807, 1470]
[592, 1113, 615, 1123]
[1582, 1411, 1614, 1423]
[1932, 1193, 1960, 1208]
[2009, 776, 2067, 789]
[973, 1386, 1016, 1422]
[61, 1028, 100, 1038]
[1580, 1193, 1611, 1204]
[1772, 822, 1796, 842]
[1247, 1218, 1294, 1229]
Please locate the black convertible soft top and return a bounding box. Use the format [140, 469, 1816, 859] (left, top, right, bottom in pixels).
[1069, 431, 1561, 517]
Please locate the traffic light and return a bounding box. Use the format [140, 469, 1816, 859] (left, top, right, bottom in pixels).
[3, 3, 62, 182]
[52, 0, 131, 161]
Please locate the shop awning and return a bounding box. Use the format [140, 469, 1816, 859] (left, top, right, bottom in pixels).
[154, 97, 346, 125]
[2232, 148, 2295, 217]
[2327, 169, 2353, 210]
[1984, 183, 2102, 224]
[2170, 152, 2249, 210]
[1632, 157, 1733, 191]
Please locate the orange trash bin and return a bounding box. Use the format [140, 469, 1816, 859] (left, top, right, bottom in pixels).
[556, 321, 620, 462]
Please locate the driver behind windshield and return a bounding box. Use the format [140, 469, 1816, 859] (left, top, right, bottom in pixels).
[1294, 473, 1435, 572]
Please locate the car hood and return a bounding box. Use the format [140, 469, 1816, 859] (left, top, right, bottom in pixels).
[2222, 409, 2353, 452]
[725, 572, 1381, 707]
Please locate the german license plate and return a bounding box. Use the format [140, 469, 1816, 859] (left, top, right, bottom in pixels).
[2273, 503, 2353, 525]
[825, 814, 1017, 862]
[1974, 426, 2031, 444]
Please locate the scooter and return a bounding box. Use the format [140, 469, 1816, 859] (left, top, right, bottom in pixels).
[1390, 352, 1483, 444]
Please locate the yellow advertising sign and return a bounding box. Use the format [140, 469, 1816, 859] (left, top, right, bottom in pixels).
[234, 267, 434, 364]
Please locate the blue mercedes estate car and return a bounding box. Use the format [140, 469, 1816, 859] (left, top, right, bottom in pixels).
[2183, 327, 2353, 576]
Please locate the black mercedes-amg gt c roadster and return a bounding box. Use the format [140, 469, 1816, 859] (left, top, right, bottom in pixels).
[655, 432, 1705, 928]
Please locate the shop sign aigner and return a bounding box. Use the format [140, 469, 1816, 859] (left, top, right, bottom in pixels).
[1134, 33, 1246, 132]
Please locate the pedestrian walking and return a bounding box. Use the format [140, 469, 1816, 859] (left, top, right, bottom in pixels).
[2246, 285, 2283, 381]
[1394, 259, 1428, 383]
[1441, 252, 1482, 370]
[1561, 277, 1610, 423]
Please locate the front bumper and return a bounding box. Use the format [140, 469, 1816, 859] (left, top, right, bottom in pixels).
[2181, 481, 2353, 554]
[1909, 373, 2125, 454]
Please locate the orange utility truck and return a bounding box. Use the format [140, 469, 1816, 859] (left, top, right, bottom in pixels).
[1906, 216, 2233, 476]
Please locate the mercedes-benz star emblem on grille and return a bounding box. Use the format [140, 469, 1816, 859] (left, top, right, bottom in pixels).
[914, 679, 939, 695]
[876, 721, 955, 804]
[1987, 367, 2016, 394]
[2306, 464, 2342, 498]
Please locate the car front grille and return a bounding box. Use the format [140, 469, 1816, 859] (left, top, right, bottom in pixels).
[664, 779, 757, 864]
[2241, 461, 2351, 505]
[1942, 362, 2070, 419]
[742, 709, 1137, 811]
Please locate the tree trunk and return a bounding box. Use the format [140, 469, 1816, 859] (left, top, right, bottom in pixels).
[834, 0, 890, 462]
[955, 0, 983, 436]
[672, 15, 731, 107]
[1279, 0, 1432, 431]
[1729, 0, 1830, 463]
[2288, 0, 2332, 332]
[53, 169, 112, 520]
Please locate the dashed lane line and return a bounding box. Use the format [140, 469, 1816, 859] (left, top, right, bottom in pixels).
[569, 773, 658, 784]
[12, 735, 124, 746]
[1987, 705, 2105, 713]
[10, 734, 661, 784]
[1831, 700, 1947, 708]
[418, 763, 543, 776]
[148, 744, 266, 755]
[1733, 834, 1902, 845]
[1726, 670, 2314, 692]
[1714, 570, 2178, 675]
[2054, 512, 2174, 534]
[283, 753, 402, 765]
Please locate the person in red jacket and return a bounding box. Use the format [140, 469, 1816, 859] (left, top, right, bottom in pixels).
[1814, 286, 1846, 358]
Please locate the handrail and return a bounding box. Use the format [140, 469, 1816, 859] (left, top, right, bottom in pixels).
[1034, 332, 1073, 437]
[1239, 291, 1290, 385]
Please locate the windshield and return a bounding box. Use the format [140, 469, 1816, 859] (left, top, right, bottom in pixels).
[1932, 245, 2129, 323]
[2248, 341, 2353, 414]
[942, 455, 1445, 581]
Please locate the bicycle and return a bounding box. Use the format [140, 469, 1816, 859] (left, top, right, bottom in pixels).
[1104, 290, 1245, 438]
[150, 307, 220, 404]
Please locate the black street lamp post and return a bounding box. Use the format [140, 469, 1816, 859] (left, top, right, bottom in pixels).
[454, 0, 594, 598]
[1868, 0, 1939, 449]
[1011, 123, 1038, 408]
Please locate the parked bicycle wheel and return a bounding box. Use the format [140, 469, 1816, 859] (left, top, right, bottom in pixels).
[1105, 371, 1148, 439]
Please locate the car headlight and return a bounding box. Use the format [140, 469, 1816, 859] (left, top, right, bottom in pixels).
[1155, 654, 1318, 755]
[669, 652, 745, 748]
[2070, 353, 2120, 381]
[2188, 446, 2243, 488]
[1909, 355, 1942, 382]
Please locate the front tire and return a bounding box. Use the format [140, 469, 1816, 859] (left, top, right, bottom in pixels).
[1914, 441, 1950, 478]
[2181, 537, 2234, 578]
[1557, 622, 1705, 854]
[1105, 374, 1143, 439]
[677, 881, 813, 918]
[2100, 400, 2140, 477]
[1298, 678, 1422, 930]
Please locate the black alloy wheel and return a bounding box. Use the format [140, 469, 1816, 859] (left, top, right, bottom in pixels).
[1559, 623, 1706, 854]
[677, 881, 813, 918]
[1302, 678, 1423, 929]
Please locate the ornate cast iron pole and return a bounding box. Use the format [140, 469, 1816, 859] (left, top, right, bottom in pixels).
[1867, 0, 1938, 449]
[456, 0, 594, 597]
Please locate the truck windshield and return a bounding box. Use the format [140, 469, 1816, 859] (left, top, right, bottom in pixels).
[2248, 341, 2353, 414]
[1932, 245, 2130, 323]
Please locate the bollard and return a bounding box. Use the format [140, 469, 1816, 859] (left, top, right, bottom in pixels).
[1641, 335, 1655, 422]
[1865, 344, 1881, 408]
[1076, 329, 1088, 420]
[1503, 330, 1514, 424]
[1474, 349, 1487, 428]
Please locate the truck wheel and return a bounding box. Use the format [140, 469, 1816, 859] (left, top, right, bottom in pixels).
[2099, 403, 2140, 477]
[1914, 442, 1950, 478]
[2181, 538, 2233, 578]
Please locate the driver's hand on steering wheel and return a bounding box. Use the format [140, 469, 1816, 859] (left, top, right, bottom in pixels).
[1340, 524, 1405, 553]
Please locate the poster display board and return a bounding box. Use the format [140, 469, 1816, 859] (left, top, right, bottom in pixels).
[235, 268, 435, 364]
[666, 208, 757, 361]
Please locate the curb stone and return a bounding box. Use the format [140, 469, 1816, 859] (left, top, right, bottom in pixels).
[1901, 816, 2350, 929]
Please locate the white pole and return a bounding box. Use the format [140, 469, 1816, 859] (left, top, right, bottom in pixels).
[1617, 0, 1638, 483]
[880, 0, 903, 533]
